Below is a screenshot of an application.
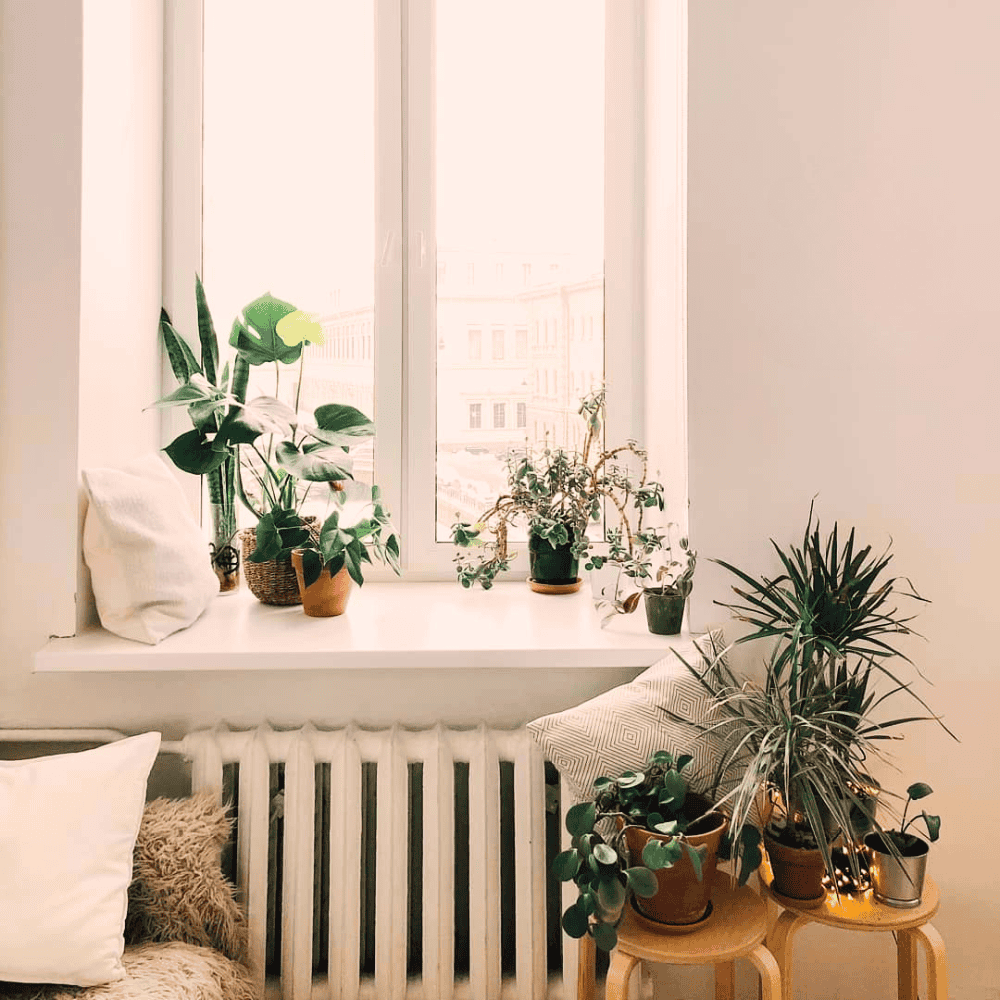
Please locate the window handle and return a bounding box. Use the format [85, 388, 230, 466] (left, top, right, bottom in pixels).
[379, 231, 400, 266]
[411, 230, 427, 269]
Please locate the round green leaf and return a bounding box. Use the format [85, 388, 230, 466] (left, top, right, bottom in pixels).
[561, 904, 589, 939]
[552, 849, 582, 881]
[595, 875, 626, 914]
[907, 782, 933, 801]
[923, 812, 941, 842]
[617, 770, 646, 789]
[592, 922, 618, 952]
[577, 891, 596, 915]
[625, 866, 659, 899]
[566, 801, 596, 837]
[592, 843, 618, 866]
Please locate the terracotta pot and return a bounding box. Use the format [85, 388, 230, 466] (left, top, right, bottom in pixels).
[291, 551, 353, 617]
[623, 797, 728, 925]
[764, 829, 827, 901]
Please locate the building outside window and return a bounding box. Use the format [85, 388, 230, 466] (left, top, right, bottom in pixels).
[516, 402, 526, 428]
[493, 402, 506, 428]
[491, 328, 505, 361]
[469, 403, 482, 429]
[515, 327, 528, 359]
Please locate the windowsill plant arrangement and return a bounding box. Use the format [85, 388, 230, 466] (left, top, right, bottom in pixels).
[553, 750, 730, 952]
[450, 389, 675, 622]
[154, 279, 395, 605]
[670, 506, 956, 902]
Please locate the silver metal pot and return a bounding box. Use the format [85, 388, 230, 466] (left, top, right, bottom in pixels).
[864, 832, 928, 907]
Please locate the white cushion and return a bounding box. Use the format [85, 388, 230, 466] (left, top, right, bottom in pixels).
[82, 453, 218, 644]
[527, 631, 727, 803]
[0, 733, 161, 986]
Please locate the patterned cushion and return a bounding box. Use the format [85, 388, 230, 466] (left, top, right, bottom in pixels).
[527, 630, 728, 803]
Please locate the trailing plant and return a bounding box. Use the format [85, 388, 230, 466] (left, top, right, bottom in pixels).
[152, 284, 377, 564]
[870, 782, 941, 853]
[590, 523, 697, 599]
[451, 388, 665, 591]
[285, 486, 401, 589]
[552, 750, 719, 952]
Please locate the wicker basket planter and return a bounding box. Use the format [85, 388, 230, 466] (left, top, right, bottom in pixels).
[241, 517, 320, 605]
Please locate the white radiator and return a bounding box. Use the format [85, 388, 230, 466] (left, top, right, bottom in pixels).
[182, 723, 583, 1000]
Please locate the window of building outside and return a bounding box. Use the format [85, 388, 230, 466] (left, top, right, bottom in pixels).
[468, 328, 482, 360]
[491, 328, 505, 361]
[173, 0, 676, 576]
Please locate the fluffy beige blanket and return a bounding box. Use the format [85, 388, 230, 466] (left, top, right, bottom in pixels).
[0, 942, 260, 1000]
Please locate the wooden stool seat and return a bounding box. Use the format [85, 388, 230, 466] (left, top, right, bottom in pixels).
[590, 872, 782, 1000]
[759, 859, 948, 1000]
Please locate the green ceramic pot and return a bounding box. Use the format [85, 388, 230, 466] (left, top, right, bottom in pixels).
[528, 529, 578, 585]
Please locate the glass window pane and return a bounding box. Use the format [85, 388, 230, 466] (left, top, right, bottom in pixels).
[434, 0, 605, 539]
[203, 0, 376, 524]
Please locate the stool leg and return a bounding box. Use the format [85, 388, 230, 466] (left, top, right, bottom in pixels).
[577, 933, 596, 1000]
[897, 929, 918, 1000]
[748, 944, 782, 1000]
[715, 960, 737, 1000]
[605, 951, 640, 1000]
[911, 922, 949, 1000]
[768, 910, 806, 1000]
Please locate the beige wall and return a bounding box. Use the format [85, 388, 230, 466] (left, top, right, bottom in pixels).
[689, 3, 999, 998]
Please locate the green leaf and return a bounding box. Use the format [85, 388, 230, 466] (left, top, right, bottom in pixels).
[907, 782, 933, 801]
[312, 402, 376, 438]
[150, 374, 224, 409]
[652, 819, 679, 836]
[552, 849, 582, 881]
[215, 396, 298, 447]
[248, 514, 282, 563]
[163, 429, 227, 476]
[592, 922, 618, 952]
[566, 802, 596, 837]
[561, 904, 589, 939]
[592, 843, 618, 866]
[642, 838, 681, 871]
[300, 548, 324, 589]
[194, 274, 219, 385]
[160, 310, 202, 382]
[683, 841, 706, 882]
[229, 293, 302, 366]
[595, 875, 626, 914]
[625, 866, 659, 898]
[618, 770, 645, 789]
[577, 891, 596, 915]
[923, 812, 941, 842]
[275, 441, 354, 482]
[676, 754, 694, 772]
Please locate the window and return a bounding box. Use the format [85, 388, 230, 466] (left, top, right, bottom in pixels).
[493, 402, 506, 429]
[468, 328, 482, 360]
[166, 0, 673, 576]
[469, 403, 482, 429]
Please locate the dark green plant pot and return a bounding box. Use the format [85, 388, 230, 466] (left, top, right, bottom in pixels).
[528, 530, 578, 586]
[643, 589, 686, 635]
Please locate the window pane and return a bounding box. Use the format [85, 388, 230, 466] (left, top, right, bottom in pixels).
[203, 0, 376, 523]
[435, 0, 605, 539]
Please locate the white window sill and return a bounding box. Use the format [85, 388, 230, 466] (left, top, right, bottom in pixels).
[34, 580, 696, 673]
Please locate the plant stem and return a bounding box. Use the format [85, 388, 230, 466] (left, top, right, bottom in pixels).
[294, 349, 305, 421]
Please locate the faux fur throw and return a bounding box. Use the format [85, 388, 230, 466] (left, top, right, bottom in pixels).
[125, 793, 247, 964]
[0, 942, 259, 1000]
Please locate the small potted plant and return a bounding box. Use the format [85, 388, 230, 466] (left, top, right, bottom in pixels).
[451, 388, 666, 595]
[553, 750, 730, 952]
[864, 782, 940, 908]
[288, 486, 401, 616]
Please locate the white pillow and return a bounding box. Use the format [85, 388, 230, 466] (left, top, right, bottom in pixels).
[0, 732, 161, 986]
[527, 631, 728, 803]
[82, 452, 219, 644]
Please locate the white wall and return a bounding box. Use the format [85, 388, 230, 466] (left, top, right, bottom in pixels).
[689, 3, 999, 998]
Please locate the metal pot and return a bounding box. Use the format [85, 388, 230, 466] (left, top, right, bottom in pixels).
[864, 832, 928, 908]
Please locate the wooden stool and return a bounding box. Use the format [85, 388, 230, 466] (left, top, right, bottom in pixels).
[760, 862, 947, 1000]
[581, 871, 782, 1000]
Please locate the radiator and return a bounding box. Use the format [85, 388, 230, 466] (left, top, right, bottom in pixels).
[182, 723, 584, 1000]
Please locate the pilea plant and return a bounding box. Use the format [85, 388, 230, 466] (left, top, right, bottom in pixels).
[451, 388, 665, 590]
[552, 751, 709, 952]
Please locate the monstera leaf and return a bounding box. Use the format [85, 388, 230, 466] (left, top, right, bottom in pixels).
[229, 293, 303, 366]
[213, 396, 298, 450]
[275, 440, 354, 482]
[164, 429, 228, 476]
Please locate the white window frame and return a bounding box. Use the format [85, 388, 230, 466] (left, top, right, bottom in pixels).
[163, 0, 679, 580]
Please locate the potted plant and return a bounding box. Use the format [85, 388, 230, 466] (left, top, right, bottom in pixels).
[289, 485, 401, 616]
[153, 284, 377, 605]
[553, 750, 731, 952]
[451, 388, 666, 597]
[672, 507, 955, 900]
[864, 782, 940, 908]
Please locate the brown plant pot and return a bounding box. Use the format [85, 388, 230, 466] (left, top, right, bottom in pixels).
[623, 797, 728, 926]
[241, 517, 320, 605]
[764, 830, 827, 902]
[291, 552, 353, 617]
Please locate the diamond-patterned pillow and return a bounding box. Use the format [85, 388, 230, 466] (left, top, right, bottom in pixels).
[527, 630, 728, 804]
